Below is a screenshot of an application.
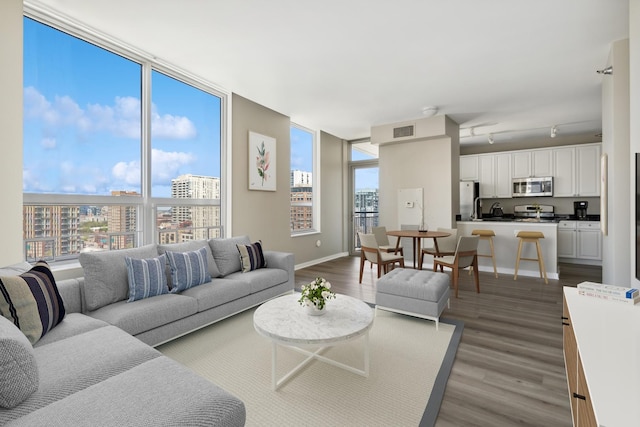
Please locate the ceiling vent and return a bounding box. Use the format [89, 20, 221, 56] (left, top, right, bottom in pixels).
[393, 125, 414, 139]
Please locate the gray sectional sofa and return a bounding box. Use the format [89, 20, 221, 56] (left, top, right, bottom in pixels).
[0, 236, 295, 426]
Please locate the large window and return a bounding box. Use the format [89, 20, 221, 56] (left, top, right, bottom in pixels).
[23, 15, 224, 262]
[290, 124, 316, 233]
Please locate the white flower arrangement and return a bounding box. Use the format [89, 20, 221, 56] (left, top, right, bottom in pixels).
[298, 277, 336, 310]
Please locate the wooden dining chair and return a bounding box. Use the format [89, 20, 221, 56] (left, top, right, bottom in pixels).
[358, 232, 405, 283]
[433, 236, 480, 298]
[420, 227, 457, 269]
[372, 226, 403, 255]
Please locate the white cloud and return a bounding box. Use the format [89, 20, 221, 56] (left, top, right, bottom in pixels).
[112, 160, 141, 186]
[151, 148, 195, 183]
[23, 87, 196, 141]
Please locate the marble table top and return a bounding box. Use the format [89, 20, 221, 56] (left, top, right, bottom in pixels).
[253, 293, 374, 345]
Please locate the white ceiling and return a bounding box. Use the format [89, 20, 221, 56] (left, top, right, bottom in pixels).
[30, 0, 629, 146]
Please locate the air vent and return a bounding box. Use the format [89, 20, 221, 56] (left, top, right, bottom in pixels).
[393, 125, 414, 138]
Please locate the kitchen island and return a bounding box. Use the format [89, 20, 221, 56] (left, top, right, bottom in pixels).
[457, 220, 558, 280]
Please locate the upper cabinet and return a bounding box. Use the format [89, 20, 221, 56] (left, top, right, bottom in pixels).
[553, 143, 601, 197]
[460, 155, 479, 181]
[512, 149, 553, 178]
[478, 153, 512, 198]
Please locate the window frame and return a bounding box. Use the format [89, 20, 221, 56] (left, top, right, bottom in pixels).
[22, 7, 229, 262]
[290, 123, 320, 236]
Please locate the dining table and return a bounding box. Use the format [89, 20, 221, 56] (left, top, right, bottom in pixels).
[386, 229, 452, 270]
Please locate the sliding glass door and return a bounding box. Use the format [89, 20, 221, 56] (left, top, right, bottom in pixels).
[349, 140, 379, 255]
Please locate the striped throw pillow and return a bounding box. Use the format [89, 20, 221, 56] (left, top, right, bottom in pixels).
[166, 247, 212, 293]
[0, 260, 66, 345]
[125, 254, 169, 302]
[237, 241, 267, 273]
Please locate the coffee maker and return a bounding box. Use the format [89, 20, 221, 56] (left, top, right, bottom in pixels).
[574, 201, 588, 220]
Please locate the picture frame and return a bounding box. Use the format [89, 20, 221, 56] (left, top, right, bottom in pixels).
[248, 131, 277, 191]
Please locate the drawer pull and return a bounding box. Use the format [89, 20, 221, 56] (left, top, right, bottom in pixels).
[572, 392, 586, 401]
[561, 316, 568, 320]
[562, 322, 570, 326]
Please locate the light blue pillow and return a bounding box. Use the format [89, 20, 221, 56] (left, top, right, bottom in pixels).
[166, 247, 212, 293]
[125, 254, 169, 302]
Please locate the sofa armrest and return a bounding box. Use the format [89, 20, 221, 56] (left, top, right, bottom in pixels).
[264, 251, 295, 290]
[56, 278, 84, 314]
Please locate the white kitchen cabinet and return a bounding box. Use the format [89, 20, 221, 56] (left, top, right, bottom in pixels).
[460, 155, 479, 181]
[557, 221, 577, 258]
[552, 147, 576, 197]
[552, 143, 601, 197]
[577, 222, 602, 260]
[558, 221, 601, 262]
[576, 145, 601, 197]
[478, 153, 511, 198]
[512, 149, 553, 178]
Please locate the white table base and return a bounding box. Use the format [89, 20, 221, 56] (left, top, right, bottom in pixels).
[270, 332, 370, 390]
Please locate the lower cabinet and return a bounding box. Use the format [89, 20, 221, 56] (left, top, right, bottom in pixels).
[563, 297, 597, 427]
[557, 221, 601, 262]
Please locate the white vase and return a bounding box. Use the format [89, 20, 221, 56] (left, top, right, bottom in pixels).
[305, 304, 326, 316]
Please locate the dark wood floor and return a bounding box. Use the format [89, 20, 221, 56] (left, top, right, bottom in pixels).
[295, 257, 602, 427]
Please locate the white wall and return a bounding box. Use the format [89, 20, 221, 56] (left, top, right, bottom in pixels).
[630, 0, 640, 287]
[602, 39, 630, 285]
[0, 0, 25, 266]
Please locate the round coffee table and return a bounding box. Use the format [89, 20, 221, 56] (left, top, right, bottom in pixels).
[253, 293, 374, 390]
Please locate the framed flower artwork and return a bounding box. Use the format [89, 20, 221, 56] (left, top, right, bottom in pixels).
[248, 131, 276, 191]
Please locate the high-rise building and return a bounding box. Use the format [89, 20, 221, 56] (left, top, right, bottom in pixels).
[290, 170, 313, 231]
[109, 190, 139, 249]
[23, 205, 80, 260]
[171, 174, 221, 241]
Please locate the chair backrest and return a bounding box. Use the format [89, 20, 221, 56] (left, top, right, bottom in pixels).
[454, 236, 479, 268]
[436, 227, 459, 253]
[358, 233, 380, 263]
[372, 226, 390, 247]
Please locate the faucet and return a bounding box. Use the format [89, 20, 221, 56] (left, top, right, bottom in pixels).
[473, 197, 481, 220]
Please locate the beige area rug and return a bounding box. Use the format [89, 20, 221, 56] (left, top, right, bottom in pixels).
[158, 306, 457, 427]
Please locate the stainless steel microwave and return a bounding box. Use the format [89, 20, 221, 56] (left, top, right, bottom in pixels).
[512, 176, 553, 197]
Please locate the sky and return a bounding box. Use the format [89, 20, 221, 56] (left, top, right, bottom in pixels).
[23, 17, 221, 198]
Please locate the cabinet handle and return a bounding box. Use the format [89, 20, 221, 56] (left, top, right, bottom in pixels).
[562, 322, 570, 326]
[561, 316, 568, 320]
[572, 392, 586, 401]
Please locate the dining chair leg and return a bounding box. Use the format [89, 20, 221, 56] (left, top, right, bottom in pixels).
[452, 267, 459, 298]
[472, 256, 480, 293]
[359, 253, 366, 284]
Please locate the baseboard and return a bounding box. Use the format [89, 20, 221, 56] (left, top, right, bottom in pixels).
[295, 252, 349, 270]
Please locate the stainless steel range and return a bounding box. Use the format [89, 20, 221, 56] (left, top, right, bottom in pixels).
[514, 204, 555, 222]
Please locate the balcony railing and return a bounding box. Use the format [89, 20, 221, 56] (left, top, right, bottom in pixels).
[353, 210, 379, 249]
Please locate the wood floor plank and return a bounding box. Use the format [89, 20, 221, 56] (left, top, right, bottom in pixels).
[295, 256, 601, 426]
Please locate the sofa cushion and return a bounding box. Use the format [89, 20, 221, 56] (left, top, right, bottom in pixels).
[237, 241, 267, 273]
[87, 294, 198, 336]
[0, 316, 39, 409]
[158, 239, 221, 283]
[180, 279, 252, 312]
[225, 268, 289, 294]
[209, 236, 251, 276]
[125, 254, 169, 302]
[79, 244, 158, 311]
[33, 313, 109, 347]
[166, 247, 211, 293]
[0, 261, 66, 345]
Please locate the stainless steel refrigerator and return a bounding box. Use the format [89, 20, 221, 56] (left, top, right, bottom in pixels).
[459, 181, 480, 221]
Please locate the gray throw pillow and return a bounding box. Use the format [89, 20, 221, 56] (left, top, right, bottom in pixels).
[166, 247, 212, 293]
[0, 316, 39, 409]
[79, 244, 159, 311]
[209, 236, 251, 276]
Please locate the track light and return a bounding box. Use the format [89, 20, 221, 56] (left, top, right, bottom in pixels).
[488, 134, 494, 144]
[551, 126, 557, 138]
[597, 66, 613, 75]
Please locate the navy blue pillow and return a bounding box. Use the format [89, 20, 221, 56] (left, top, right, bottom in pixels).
[166, 247, 212, 292]
[125, 254, 168, 302]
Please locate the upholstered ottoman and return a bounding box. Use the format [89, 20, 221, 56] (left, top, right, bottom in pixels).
[375, 268, 450, 329]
